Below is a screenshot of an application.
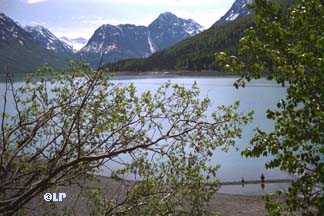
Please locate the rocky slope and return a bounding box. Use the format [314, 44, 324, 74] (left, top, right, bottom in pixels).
[215, 0, 253, 26]
[25, 25, 73, 54]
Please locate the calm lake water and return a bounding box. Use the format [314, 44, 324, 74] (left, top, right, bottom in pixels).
[0, 76, 292, 194]
[110, 77, 291, 180]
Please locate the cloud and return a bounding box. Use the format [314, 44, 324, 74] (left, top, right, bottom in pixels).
[54, 26, 95, 39]
[26, 0, 48, 4]
[75, 16, 121, 26]
[54, 30, 94, 40]
[74, 15, 156, 27]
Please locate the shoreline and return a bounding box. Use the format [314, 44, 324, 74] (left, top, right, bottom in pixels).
[220, 179, 293, 186]
[94, 174, 292, 196]
[0, 70, 241, 83]
[109, 70, 240, 77]
[95, 174, 293, 186]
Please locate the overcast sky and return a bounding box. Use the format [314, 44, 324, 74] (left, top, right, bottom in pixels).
[0, 0, 235, 39]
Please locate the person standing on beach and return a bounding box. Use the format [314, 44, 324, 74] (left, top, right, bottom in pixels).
[241, 177, 245, 187]
[261, 173, 265, 190]
[261, 173, 265, 183]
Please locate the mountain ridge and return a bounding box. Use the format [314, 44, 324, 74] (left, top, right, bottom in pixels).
[79, 12, 203, 67]
[0, 13, 73, 74]
[25, 25, 73, 54]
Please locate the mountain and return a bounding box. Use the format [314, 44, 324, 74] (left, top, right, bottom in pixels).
[60, 36, 87, 52]
[79, 24, 151, 68]
[0, 13, 73, 75]
[79, 12, 202, 67]
[148, 12, 203, 51]
[106, 16, 253, 72]
[215, 0, 253, 26]
[25, 25, 73, 54]
[104, 0, 254, 72]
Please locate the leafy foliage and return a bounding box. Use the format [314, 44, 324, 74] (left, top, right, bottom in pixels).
[0, 63, 252, 215]
[216, 0, 324, 215]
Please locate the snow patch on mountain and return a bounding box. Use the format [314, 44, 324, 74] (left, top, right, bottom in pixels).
[81, 41, 117, 54]
[216, 0, 253, 25]
[183, 19, 203, 36]
[225, 10, 240, 21]
[103, 44, 117, 53]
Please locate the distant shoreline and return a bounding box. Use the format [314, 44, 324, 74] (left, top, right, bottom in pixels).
[110, 70, 240, 78]
[94, 174, 293, 187]
[0, 70, 241, 83]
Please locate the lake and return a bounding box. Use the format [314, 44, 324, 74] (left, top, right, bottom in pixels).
[0, 75, 292, 194]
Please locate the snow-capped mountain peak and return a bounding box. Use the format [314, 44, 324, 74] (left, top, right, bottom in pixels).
[151, 12, 203, 34]
[25, 25, 72, 53]
[148, 12, 203, 50]
[0, 13, 74, 74]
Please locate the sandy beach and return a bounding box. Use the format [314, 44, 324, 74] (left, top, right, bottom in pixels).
[210, 193, 266, 216]
[24, 176, 275, 216]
